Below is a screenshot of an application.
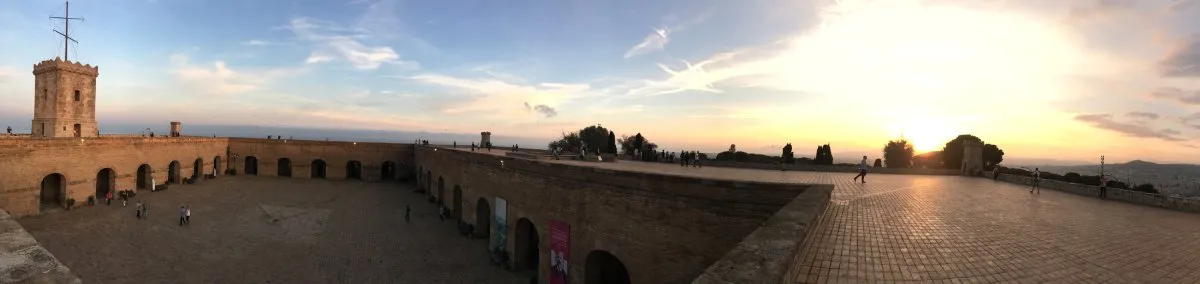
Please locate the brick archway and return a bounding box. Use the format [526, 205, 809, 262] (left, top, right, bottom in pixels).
[95, 168, 115, 198]
[514, 218, 540, 272]
[40, 173, 65, 211]
[277, 158, 292, 177]
[586, 250, 630, 284]
[475, 198, 491, 238]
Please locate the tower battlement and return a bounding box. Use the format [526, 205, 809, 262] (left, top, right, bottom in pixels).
[32, 57, 99, 76]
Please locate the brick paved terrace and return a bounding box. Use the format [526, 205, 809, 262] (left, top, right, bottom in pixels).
[17, 176, 525, 284]
[450, 147, 1200, 283]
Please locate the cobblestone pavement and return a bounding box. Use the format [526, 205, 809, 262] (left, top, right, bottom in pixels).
[17, 176, 526, 284]
[459, 150, 1200, 284]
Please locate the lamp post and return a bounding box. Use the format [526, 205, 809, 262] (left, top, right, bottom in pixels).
[1100, 155, 1105, 177]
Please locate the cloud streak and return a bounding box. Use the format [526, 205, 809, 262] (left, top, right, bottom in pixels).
[523, 102, 558, 118]
[169, 53, 307, 96]
[622, 12, 710, 59]
[1158, 36, 1200, 77]
[1074, 113, 1186, 142]
[1148, 87, 1200, 105]
[286, 18, 409, 70]
[1127, 111, 1160, 120]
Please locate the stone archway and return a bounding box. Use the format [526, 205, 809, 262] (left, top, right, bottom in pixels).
[514, 218, 541, 272]
[213, 156, 221, 176]
[347, 160, 363, 180]
[96, 168, 115, 199]
[437, 177, 445, 207]
[136, 164, 152, 190]
[278, 158, 292, 177]
[245, 156, 259, 175]
[192, 158, 204, 181]
[452, 186, 463, 220]
[169, 161, 181, 184]
[586, 250, 631, 284]
[311, 159, 327, 179]
[40, 173, 65, 210]
[475, 198, 491, 238]
[381, 161, 396, 180]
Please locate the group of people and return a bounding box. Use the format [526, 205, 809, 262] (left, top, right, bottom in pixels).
[678, 151, 703, 167]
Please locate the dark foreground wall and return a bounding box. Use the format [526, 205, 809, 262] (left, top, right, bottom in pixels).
[415, 146, 814, 284]
[0, 137, 228, 217]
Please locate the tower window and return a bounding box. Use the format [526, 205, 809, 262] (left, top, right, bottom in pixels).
[74, 90, 80, 101]
[42, 89, 47, 100]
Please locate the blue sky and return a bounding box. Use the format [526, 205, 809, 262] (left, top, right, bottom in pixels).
[3, 0, 1200, 163]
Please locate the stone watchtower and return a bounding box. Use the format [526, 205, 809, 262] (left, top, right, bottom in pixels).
[480, 131, 492, 147]
[961, 140, 984, 176]
[31, 57, 100, 138]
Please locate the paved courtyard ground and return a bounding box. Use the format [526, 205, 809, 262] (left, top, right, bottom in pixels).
[504, 151, 1200, 284]
[17, 176, 525, 284]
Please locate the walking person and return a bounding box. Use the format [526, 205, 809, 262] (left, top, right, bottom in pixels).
[179, 206, 187, 226]
[852, 156, 869, 183]
[135, 201, 143, 219]
[186, 206, 191, 225]
[993, 165, 1001, 181]
[143, 201, 149, 218]
[1030, 168, 1041, 194]
[405, 205, 411, 223]
[106, 191, 113, 206]
[1099, 174, 1109, 199]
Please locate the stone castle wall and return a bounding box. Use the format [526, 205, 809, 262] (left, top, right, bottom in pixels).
[414, 146, 812, 284]
[227, 138, 414, 181]
[0, 137, 416, 217]
[0, 137, 227, 217]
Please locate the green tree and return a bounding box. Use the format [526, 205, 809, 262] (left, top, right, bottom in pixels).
[782, 143, 795, 164]
[940, 134, 983, 170]
[548, 131, 582, 152]
[883, 139, 914, 168]
[607, 131, 617, 154]
[873, 158, 883, 167]
[579, 125, 610, 153]
[983, 143, 1004, 169]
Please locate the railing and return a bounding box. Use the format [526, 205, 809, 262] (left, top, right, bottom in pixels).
[992, 173, 1200, 214]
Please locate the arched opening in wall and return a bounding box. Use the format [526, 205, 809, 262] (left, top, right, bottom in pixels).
[475, 198, 491, 238]
[40, 173, 65, 210]
[437, 177, 445, 207]
[169, 161, 181, 184]
[452, 186, 463, 220]
[346, 160, 363, 180]
[277, 158, 292, 177]
[381, 161, 396, 180]
[514, 218, 541, 272]
[192, 158, 204, 181]
[245, 156, 259, 175]
[425, 171, 432, 194]
[136, 164, 152, 190]
[73, 124, 80, 137]
[95, 168, 115, 199]
[585, 250, 631, 284]
[311, 159, 327, 179]
[213, 156, 221, 176]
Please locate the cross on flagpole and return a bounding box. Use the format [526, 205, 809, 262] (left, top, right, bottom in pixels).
[50, 0, 84, 61]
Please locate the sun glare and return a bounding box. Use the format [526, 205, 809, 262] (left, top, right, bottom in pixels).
[896, 119, 957, 153]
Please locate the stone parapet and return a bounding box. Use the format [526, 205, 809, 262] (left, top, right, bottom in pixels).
[0, 209, 81, 283]
[691, 185, 833, 284]
[32, 57, 99, 77]
[692, 160, 962, 176]
[992, 173, 1200, 214]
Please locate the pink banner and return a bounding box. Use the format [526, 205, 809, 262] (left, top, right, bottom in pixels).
[549, 220, 570, 284]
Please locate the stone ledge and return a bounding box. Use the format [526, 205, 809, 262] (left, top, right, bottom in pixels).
[690, 184, 834, 284]
[0, 210, 81, 284]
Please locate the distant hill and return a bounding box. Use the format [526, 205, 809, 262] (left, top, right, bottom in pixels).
[1036, 160, 1200, 198]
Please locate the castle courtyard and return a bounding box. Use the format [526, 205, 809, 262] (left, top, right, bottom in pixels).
[16, 176, 526, 284]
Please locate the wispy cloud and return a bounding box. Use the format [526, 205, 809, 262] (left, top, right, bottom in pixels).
[1157, 35, 1199, 77]
[169, 53, 306, 96]
[1127, 111, 1161, 120]
[1148, 87, 1200, 105]
[285, 17, 410, 70]
[0, 65, 15, 82]
[523, 102, 558, 118]
[409, 73, 591, 117]
[622, 12, 711, 59]
[1074, 113, 1186, 142]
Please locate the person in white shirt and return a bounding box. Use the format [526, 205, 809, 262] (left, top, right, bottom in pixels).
[853, 156, 869, 183]
[1030, 168, 1041, 194]
[1099, 174, 1110, 199]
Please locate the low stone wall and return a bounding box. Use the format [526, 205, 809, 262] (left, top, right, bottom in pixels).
[0, 210, 80, 283]
[992, 173, 1200, 213]
[699, 160, 962, 176]
[691, 185, 833, 284]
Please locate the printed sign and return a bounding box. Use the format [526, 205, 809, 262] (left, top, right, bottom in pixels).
[492, 198, 508, 253]
[549, 220, 570, 284]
